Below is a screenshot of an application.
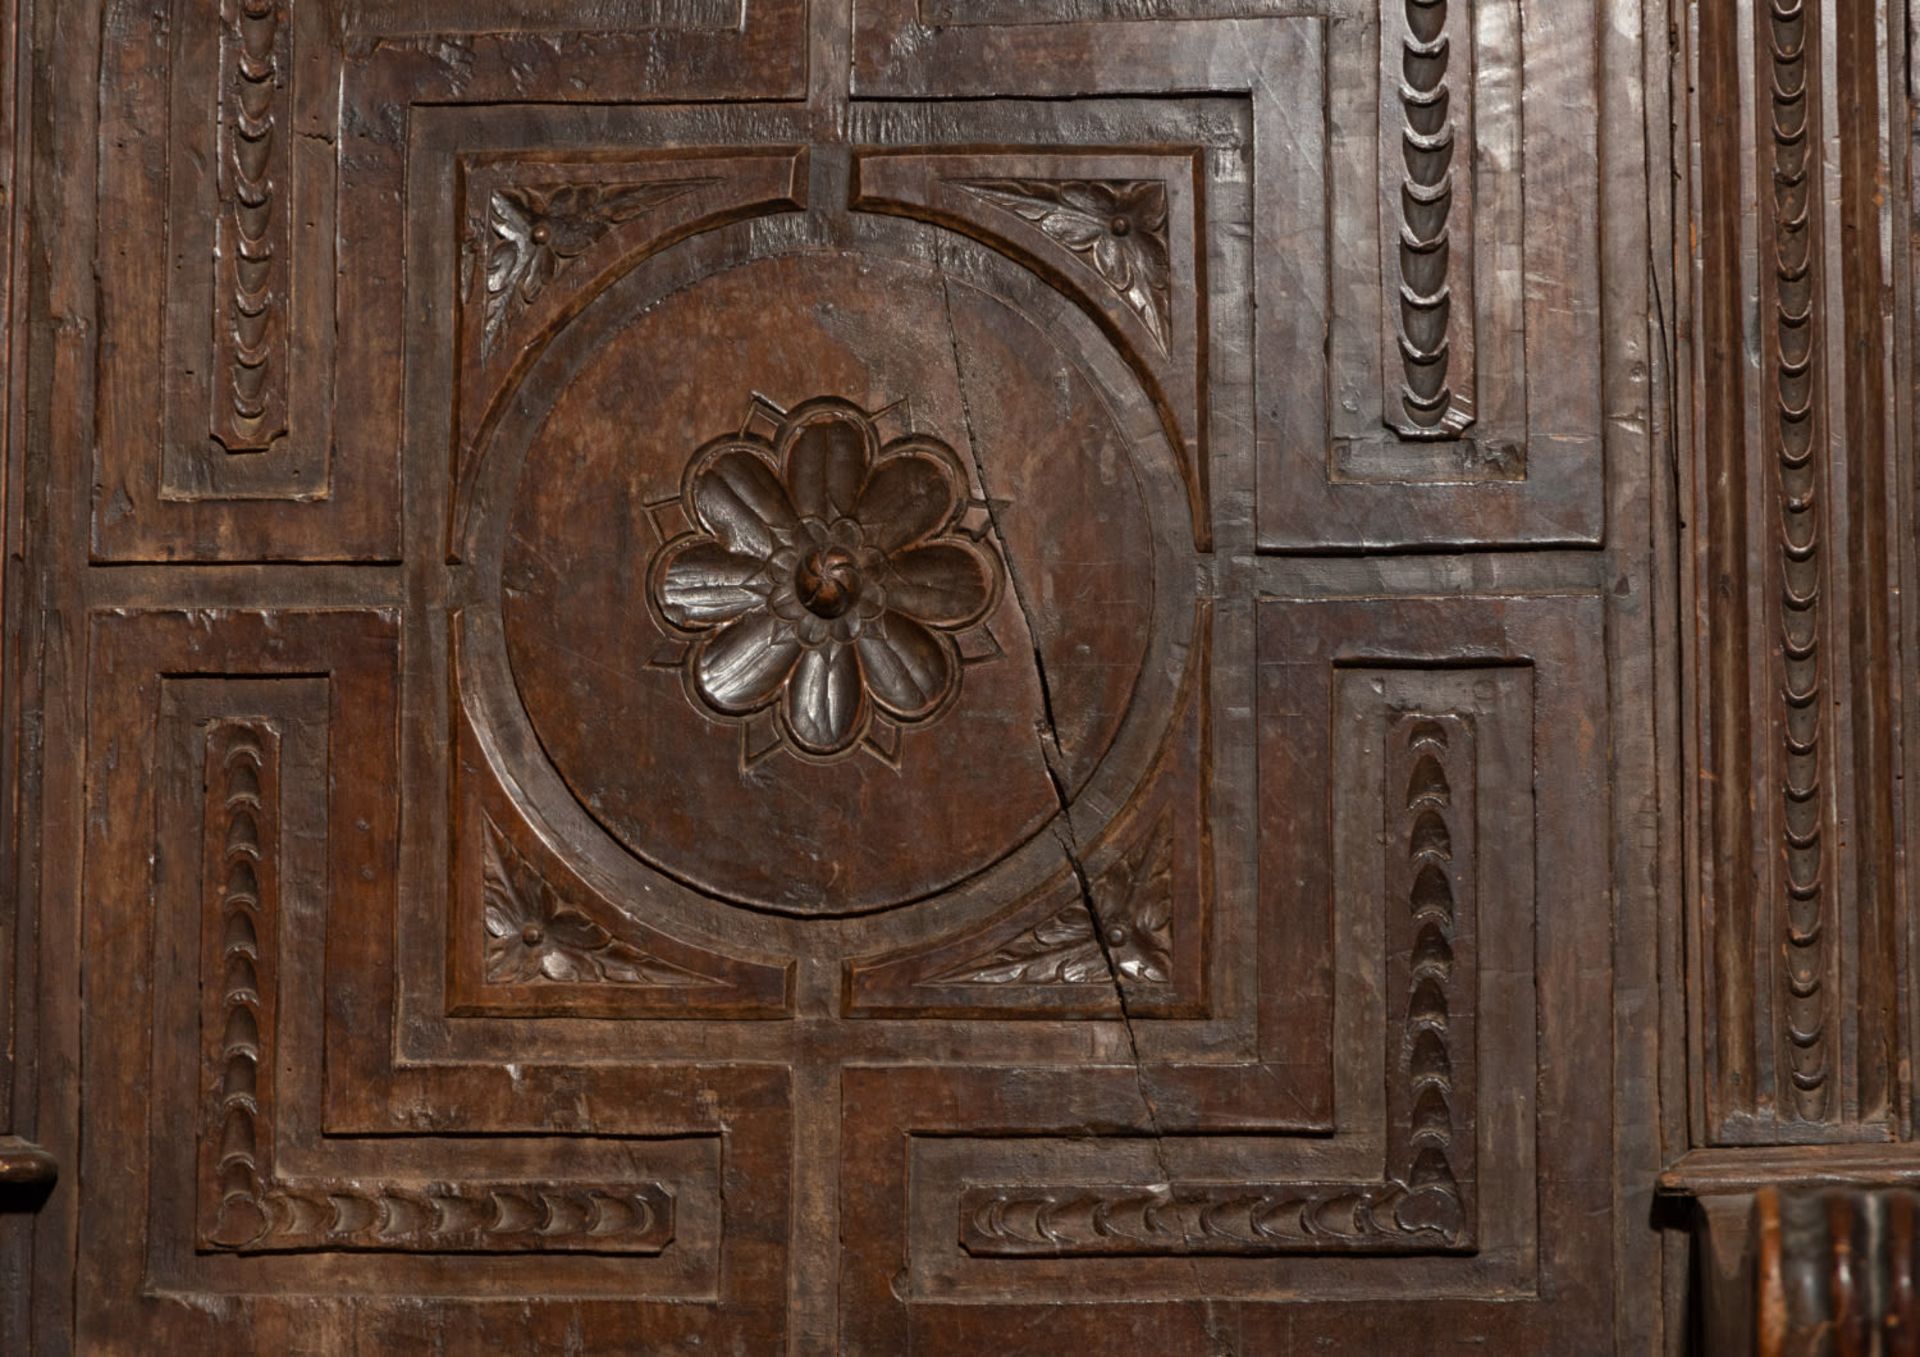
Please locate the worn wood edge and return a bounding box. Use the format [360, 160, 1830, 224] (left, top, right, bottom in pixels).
[1658, 1145, 1920, 1197]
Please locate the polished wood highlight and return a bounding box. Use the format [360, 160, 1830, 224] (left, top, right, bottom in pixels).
[0, 0, 1912, 1353]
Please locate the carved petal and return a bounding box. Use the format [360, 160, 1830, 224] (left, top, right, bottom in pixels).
[693, 610, 801, 714]
[656, 538, 768, 629]
[855, 452, 959, 552]
[1091, 231, 1132, 292]
[883, 542, 996, 628]
[544, 907, 613, 954]
[536, 946, 599, 983]
[486, 937, 545, 984]
[857, 614, 956, 721]
[1037, 209, 1103, 250]
[784, 643, 867, 755]
[517, 243, 556, 305]
[691, 448, 796, 558]
[783, 408, 874, 521]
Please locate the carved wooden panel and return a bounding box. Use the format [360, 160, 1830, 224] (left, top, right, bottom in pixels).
[852, 1, 1605, 551]
[92, 0, 806, 561]
[21, 0, 1659, 1350]
[840, 595, 1608, 1347]
[1683, 0, 1905, 1147]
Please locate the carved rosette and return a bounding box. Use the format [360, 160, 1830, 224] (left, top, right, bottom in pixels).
[955, 178, 1174, 351]
[647, 395, 1005, 765]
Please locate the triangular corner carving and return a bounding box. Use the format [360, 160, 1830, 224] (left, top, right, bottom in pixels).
[464, 178, 716, 362]
[481, 815, 713, 987]
[929, 809, 1174, 987]
[954, 177, 1174, 353]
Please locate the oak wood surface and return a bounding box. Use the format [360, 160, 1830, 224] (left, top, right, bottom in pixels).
[6, 0, 1905, 1352]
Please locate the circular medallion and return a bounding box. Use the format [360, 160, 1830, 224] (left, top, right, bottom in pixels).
[494, 247, 1176, 916]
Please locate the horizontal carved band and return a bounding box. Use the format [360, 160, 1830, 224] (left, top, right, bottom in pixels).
[219, 1181, 673, 1254]
[959, 1181, 1469, 1257]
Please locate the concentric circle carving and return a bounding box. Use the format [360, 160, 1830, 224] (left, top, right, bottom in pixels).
[470, 241, 1191, 918]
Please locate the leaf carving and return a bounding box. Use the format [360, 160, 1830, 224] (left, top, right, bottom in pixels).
[469, 179, 713, 361]
[955, 177, 1174, 352]
[481, 818, 709, 986]
[931, 811, 1174, 986]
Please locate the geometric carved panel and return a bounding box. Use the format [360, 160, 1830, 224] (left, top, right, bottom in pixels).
[852, 4, 1606, 552]
[837, 594, 1610, 1348]
[43, 0, 1641, 1345]
[92, 0, 807, 562]
[78, 611, 786, 1346]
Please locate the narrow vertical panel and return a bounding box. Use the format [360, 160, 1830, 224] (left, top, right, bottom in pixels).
[210, 0, 292, 452]
[1384, 712, 1477, 1244]
[1829, 0, 1899, 1128]
[1380, 0, 1476, 439]
[197, 720, 281, 1248]
[1687, 0, 1902, 1141]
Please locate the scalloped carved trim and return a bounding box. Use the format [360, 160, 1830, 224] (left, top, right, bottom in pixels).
[960, 1181, 1457, 1256]
[955, 710, 1476, 1258]
[1381, 0, 1476, 438]
[1766, 0, 1831, 1123]
[197, 720, 676, 1255]
[211, 0, 291, 451]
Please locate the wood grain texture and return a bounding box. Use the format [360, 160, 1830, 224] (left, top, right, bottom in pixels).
[0, 0, 1818, 1348]
[1683, 0, 1905, 1147]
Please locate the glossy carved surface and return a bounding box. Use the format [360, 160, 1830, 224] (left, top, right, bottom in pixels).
[650, 395, 1003, 761]
[11, 0, 1865, 1349]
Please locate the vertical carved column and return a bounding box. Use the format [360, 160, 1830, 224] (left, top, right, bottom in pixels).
[1380, 0, 1476, 438]
[1686, 0, 1900, 1143]
[211, 0, 290, 452]
[198, 720, 280, 1248]
[1763, 0, 1834, 1124]
[1385, 715, 1476, 1241]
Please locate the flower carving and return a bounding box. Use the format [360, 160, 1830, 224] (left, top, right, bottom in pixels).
[931, 812, 1174, 986]
[472, 179, 710, 361]
[648, 396, 1004, 763]
[482, 818, 705, 985]
[957, 178, 1174, 351]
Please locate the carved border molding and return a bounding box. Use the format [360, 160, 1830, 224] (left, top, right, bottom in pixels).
[211, 0, 291, 452]
[195, 718, 677, 1255]
[1380, 0, 1475, 439]
[1687, 0, 1898, 1144]
[957, 710, 1475, 1258]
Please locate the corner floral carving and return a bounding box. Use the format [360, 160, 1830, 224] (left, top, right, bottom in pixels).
[647, 395, 1005, 765]
[470, 179, 712, 361]
[955, 178, 1173, 352]
[932, 812, 1174, 985]
[483, 817, 706, 986]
